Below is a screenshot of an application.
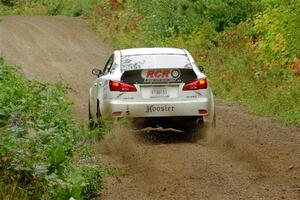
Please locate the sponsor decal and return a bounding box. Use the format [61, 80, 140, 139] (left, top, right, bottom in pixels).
[141, 69, 181, 82]
[186, 95, 198, 99]
[116, 93, 125, 98]
[194, 91, 203, 96]
[145, 105, 175, 113]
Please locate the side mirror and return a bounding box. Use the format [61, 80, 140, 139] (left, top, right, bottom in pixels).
[92, 68, 102, 77]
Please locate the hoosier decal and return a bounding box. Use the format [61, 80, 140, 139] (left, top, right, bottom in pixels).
[141, 69, 181, 82]
[145, 105, 175, 113]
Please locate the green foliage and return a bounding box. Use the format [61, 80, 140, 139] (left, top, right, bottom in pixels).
[89, 0, 261, 47]
[0, 0, 104, 17]
[130, 0, 191, 44]
[0, 59, 103, 199]
[254, 1, 300, 66]
[0, 0, 18, 7]
[203, 23, 300, 125]
[123, 0, 261, 45]
[80, 165, 104, 199]
[179, 0, 261, 31]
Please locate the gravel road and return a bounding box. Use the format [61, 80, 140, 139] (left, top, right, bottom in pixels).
[0, 16, 299, 200]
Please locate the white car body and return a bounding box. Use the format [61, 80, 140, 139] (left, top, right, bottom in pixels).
[89, 48, 215, 130]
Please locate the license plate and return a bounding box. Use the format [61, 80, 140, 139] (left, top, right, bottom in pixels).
[151, 88, 169, 98]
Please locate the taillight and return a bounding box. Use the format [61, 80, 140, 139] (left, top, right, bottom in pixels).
[109, 80, 137, 92]
[183, 79, 207, 90]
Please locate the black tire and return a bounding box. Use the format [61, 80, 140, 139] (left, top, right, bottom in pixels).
[88, 101, 96, 129]
[96, 99, 102, 127]
[212, 112, 217, 128]
[187, 119, 207, 142]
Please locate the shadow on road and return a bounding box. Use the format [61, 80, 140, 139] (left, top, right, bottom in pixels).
[134, 129, 198, 144]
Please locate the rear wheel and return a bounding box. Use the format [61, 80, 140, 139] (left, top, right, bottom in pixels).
[212, 111, 217, 128]
[187, 118, 207, 142]
[88, 101, 96, 129]
[96, 99, 102, 127]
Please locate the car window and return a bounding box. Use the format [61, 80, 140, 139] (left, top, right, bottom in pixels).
[107, 61, 116, 74]
[121, 54, 192, 72]
[103, 54, 114, 75]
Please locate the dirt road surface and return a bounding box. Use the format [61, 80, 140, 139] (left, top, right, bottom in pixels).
[0, 16, 299, 200]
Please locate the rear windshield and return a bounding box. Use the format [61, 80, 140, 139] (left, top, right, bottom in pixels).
[121, 54, 192, 72]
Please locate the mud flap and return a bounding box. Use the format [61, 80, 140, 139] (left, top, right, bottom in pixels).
[204, 90, 216, 127]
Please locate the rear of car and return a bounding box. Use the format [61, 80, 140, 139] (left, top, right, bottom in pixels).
[102, 48, 215, 128]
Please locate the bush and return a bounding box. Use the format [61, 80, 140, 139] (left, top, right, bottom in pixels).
[0, 58, 103, 199]
[202, 23, 300, 125]
[179, 0, 261, 31]
[0, 0, 19, 7]
[254, 1, 300, 66]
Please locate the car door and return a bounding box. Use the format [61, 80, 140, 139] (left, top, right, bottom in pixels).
[93, 54, 114, 117]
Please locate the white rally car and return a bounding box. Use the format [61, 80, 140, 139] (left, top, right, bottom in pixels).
[89, 48, 215, 135]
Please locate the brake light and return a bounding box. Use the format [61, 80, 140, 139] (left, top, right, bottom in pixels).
[183, 79, 207, 90]
[109, 80, 137, 92]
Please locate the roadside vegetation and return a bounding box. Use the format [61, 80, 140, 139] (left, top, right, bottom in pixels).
[0, 0, 299, 199]
[0, 57, 105, 199]
[2, 0, 298, 125]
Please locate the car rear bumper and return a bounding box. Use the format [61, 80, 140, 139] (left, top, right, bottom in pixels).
[104, 98, 210, 118]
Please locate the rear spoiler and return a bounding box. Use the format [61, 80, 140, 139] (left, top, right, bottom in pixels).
[121, 69, 197, 84]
